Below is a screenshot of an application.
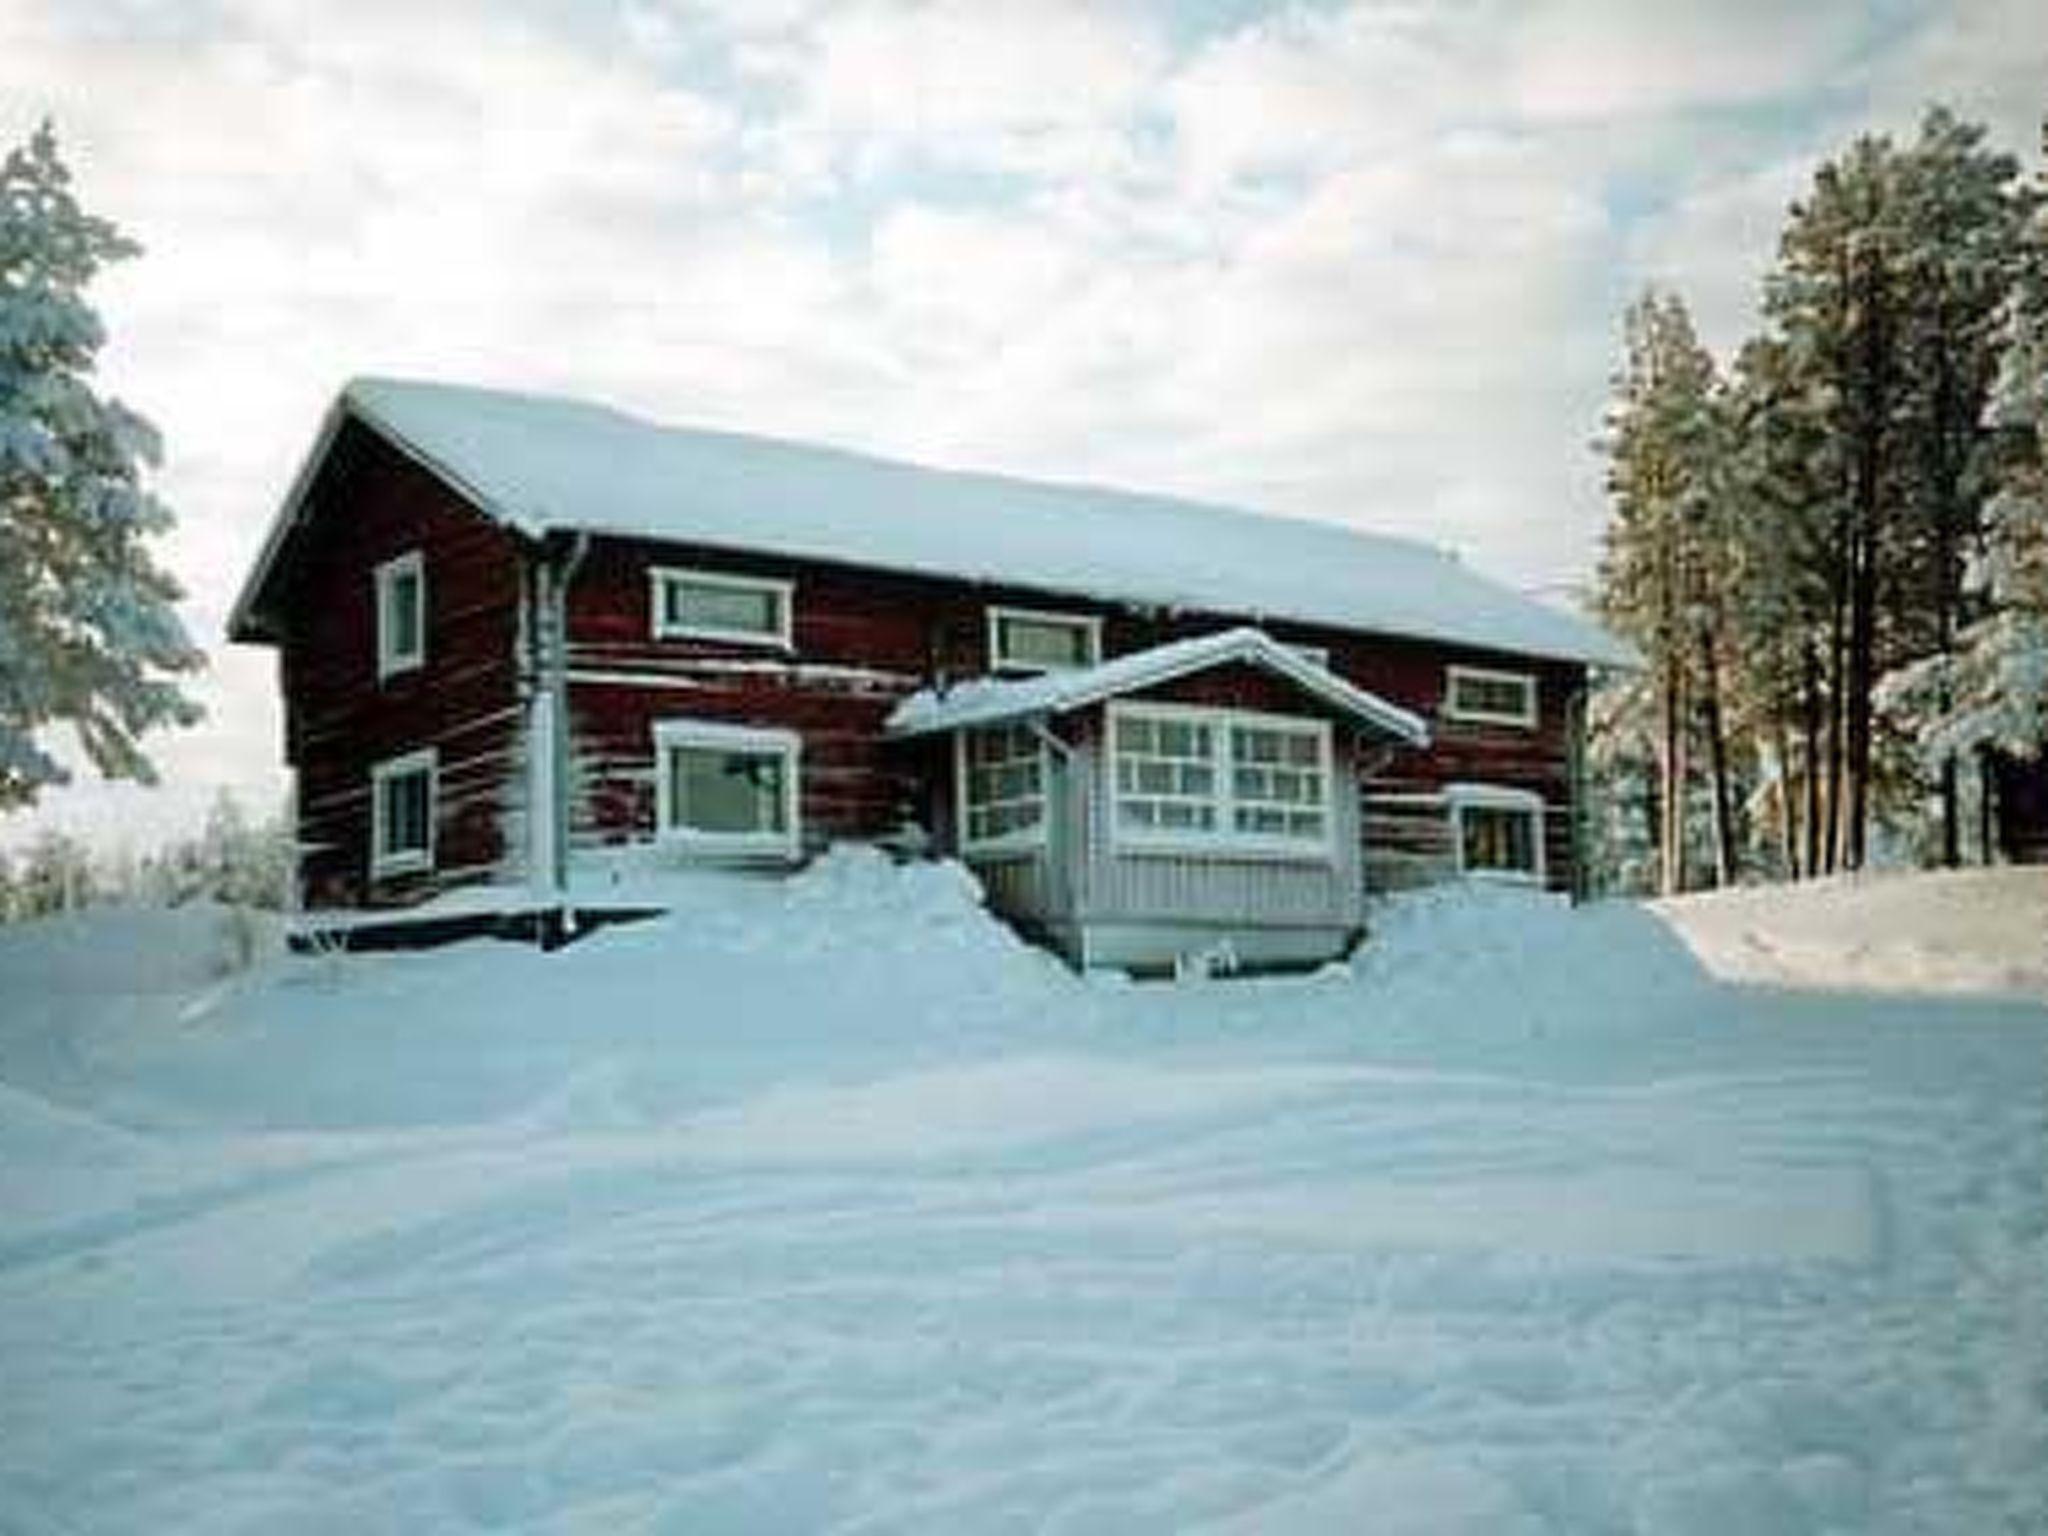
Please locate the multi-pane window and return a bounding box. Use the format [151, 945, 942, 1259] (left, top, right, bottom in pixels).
[370, 748, 435, 876]
[1445, 665, 1537, 727]
[375, 551, 425, 679]
[1114, 712, 1218, 834]
[988, 606, 1100, 672]
[1228, 722, 1327, 841]
[1110, 704, 1331, 855]
[962, 726, 1045, 849]
[651, 568, 793, 646]
[653, 720, 799, 855]
[1448, 785, 1544, 882]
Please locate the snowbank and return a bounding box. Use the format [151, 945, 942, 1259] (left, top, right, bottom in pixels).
[1652, 866, 2048, 998]
[1, 865, 2044, 1533]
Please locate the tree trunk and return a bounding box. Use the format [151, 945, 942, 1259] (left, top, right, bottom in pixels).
[1843, 237, 1890, 874]
[1825, 551, 1848, 875]
[1698, 625, 1736, 886]
[1801, 642, 1822, 880]
[1775, 720, 1800, 879]
[1660, 658, 1687, 896]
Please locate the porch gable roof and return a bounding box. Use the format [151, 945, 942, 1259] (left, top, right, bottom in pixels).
[884, 627, 1430, 746]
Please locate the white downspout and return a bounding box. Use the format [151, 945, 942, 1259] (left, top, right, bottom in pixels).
[527, 534, 590, 910]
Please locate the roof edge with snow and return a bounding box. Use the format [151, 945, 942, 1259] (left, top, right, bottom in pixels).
[229, 377, 1639, 669]
[885, 627, 1431, 745]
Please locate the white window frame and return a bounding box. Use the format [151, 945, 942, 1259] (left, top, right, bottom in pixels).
[369, 746, 437, 878]
[1444, 664, 1538, 728]
[650, 567, 795, 649]
[1285, 642, 1332, 670]
[955, 725, 1049, 857]
[1107, 700, 1336, 862]
[652, 718, 801, 859]
[1446, 782, 1546, 885]
[374, 550, 426, 681]
[987, 604, 1102, 674]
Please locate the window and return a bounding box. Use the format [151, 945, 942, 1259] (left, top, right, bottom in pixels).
[370, 748, 436, 876]
[375, 551, 425, 680]
[1109, 702, 1332, 857]
[1227, 720, 1329, 842]
[1445, 665, 1537, 728]
[1447, 784, 1545, 883]
[960, 725, 1046, 852]
[651, 567, 793, 647]
[653, 719, 800, 856]
[988, 606, 1101, 673]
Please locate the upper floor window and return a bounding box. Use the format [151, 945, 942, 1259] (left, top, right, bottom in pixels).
[988, 605, 1100, 673]
[651, 567, 793, 647]
[375, 551, 425, 680]
[1444, 664, 1537, 728]
[370, 747, 436, 877]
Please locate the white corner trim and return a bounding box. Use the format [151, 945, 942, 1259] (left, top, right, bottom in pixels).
[369, 746, 437, 878]
[986, 604, 1103, 673]
[374, 550, 426, 681]
[650, 566, 795, 648]
[1444, 663, 1538, 728]
[652, 717, 802, 857]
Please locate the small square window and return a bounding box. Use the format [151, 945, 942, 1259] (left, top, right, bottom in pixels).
[1448, 785, 1545, 883]
[375, 552, 425, 680]
[652, 568, 793, 646]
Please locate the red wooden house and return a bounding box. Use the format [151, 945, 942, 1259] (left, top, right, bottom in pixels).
[229, 379, 1632, 970]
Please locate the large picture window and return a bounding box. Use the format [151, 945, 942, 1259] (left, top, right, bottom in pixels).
[651, 567, 793, 647]
[1445, 665, 1537, 728]
[653, 719, 800, 857]
[370, 747, 436, 877]
[375, 551, 425, 680]
[988, 606, 1100, 673]
[1109, 702, 1332, 857]
[1447, 783, 1545, 883]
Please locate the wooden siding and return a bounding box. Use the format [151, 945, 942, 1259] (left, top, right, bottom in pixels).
[561, 540, 934, 850]
[256, 424, 1593, 910]
[278, 419, 527, 907]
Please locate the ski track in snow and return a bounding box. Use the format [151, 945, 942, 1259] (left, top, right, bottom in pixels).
[1, 866, 2046, 1533]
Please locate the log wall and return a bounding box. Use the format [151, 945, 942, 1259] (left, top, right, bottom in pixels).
[277, 419, 528, 907]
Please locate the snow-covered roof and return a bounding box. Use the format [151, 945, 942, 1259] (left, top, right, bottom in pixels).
[233, 376, 1634, 667]
[886, 627, 1430, 744]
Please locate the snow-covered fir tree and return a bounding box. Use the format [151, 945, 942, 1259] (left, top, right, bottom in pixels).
[0, 121, 201, 810]
[1881, 125, 2048, 776]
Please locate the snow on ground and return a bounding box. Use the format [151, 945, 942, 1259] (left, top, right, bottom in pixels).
[1652, 866, 2048, 998]
[2, 853, 2046, 1533]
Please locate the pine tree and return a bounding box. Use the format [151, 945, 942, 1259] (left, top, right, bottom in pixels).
[1883, 108, 2036, 862]
[1882, 118, 2048, 780]
[1595, 290, 1727, 894]
[0, 121, 201, 810]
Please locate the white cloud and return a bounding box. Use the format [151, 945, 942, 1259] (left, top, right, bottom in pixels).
[3, 0, 2044, 855]
[1510, 0, 1865, 121]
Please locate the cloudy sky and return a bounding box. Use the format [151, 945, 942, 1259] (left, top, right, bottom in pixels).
[3, 0, 2045, 852]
